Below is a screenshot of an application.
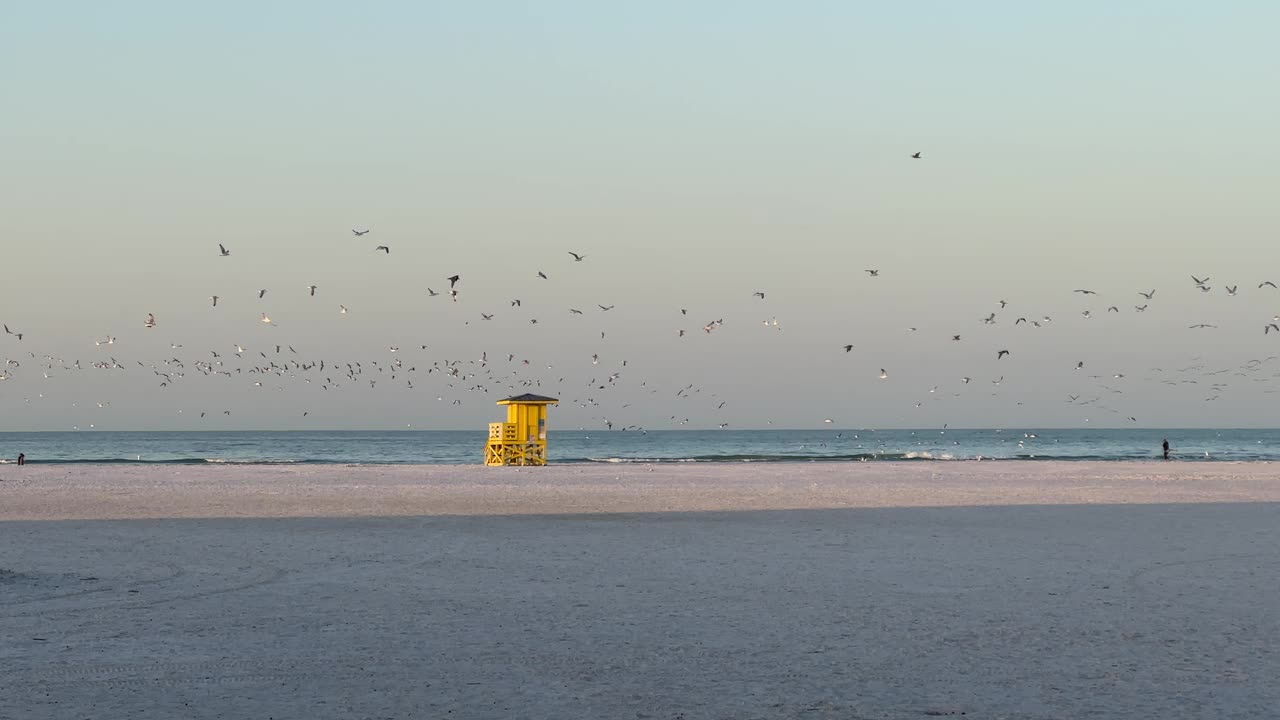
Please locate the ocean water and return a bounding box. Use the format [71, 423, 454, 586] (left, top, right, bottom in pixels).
[0, 429, 1278, 465]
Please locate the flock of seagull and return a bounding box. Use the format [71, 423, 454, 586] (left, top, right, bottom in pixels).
[4, 210, 1280, 431]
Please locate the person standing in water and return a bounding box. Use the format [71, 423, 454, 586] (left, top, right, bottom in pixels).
[16, 453, 24, 466]
[1161, 440, 1170, 460]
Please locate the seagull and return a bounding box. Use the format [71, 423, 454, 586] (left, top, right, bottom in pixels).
[447, 275, 460, 289]
[1073, 289, 1097, 295]
[952, 335, 961, 341]
[1139, 290, 1156, 299]
[481, 313, 494, 320]
[144, 313, 156, 329]
[258, 289, 267, 299]
[511, 299, 521, 307]
[910, 152, 922, 159]
[983, 313, 996, 324]
[427, 288, 439, 297]
[375, 246, 390, 254]
[753, 292, 765, 299]
[1015, 317, 1027, 325]
[1188, 324, 1217, 329]
[1082, 310, 1092, 319]
[1107, 306, 1119, 313]
[843, 345, 853, 353]
[537, 271, 548, 280]
[1197, 285, 1212, 293]
[865, 269, 879, 277]
[598, 305, 615, 311]
[997, 350, 1010, 359]
[261, 313, 274, 325]
[1135, 305, 1148, 312]
[879, 369, 888, 379]
[339, 305, 348, 314]
[1261, 281, 1278, 289]
[1192, 275, 1210, 286]
[218, 244, 230, 257]
[1075, 361, 1084, 369]
[210, 296, 219, 307]
[352, 229, 370, 236]
[307, 285, 317, 296]
[961, 376, 971, 384]
[1266, 324, 1279, 335]
[568, 252, 585, 262]
[1226, 285, 1238, 296]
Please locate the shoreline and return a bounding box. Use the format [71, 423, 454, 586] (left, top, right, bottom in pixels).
[2, 460, 1278, 522]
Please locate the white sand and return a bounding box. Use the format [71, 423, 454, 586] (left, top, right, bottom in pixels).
[2, 462, 1279, 718]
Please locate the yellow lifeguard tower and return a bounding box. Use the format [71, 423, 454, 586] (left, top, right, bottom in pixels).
[484, 394, 558, 466]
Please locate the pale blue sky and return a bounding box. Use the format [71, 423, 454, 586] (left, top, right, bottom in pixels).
[2, 3, 1279, 430]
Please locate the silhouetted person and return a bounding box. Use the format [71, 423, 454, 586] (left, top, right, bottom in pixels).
[1161, 440, 1170, 460]
[16, 453, 24, 466]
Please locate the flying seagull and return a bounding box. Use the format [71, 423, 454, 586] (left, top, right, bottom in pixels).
[144, 313, 156, 329]
[307, 285, 317, 296]
[568, 252, 585, 262]
[427, 288, 439, 297]
[865, 269, 879, 277]
[843, 345, 853, 353]
[1260, 281, 1277, 289]
[375, 246, 390, 254]
[910, 152, 922, 159]
[210, 295, 219, 307]
[447, 275, 460, 289]
[1192, 275, 1209, 286]
[537, 271, 548, 280]
[258, 289, 267, 299]
[997, 350, 1011, 359]
[598, 305, 614, 311]
[1139, 289, 1156, 299]
[352, 229, 370, 236]
[753, 292, 765, 299]
[1225, 285, 1238, 296]
[219, 244, 230, 257]
[1073, 289, 1097, 295]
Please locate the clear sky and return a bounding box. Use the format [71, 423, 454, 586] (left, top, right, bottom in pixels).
[2, 2, 1279, 431]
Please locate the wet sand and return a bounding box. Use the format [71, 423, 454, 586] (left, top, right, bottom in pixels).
[2, 462, 1279, 718]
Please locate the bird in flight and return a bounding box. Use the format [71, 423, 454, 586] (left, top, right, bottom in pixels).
[447, 275, 460, 289]
[598, 305, 615, 311]
[427, 288, 439, 297]
[910, 152, 922, 159]
[1135, 305, 1148, 312]
[997, 350, 1011, 359]
[1266, 324, 1280, 335]
[753, 292, 765, 300]
[568, 252, 585, 262]
[569, 308, 584, 315]
[1073, 289, 1097, 295]
[511, 299, 522, 307]
[1192, 275, 1209, 286]
[537, 271, 548, 280]
[843, 345, 853, 353]
[1139, 289, 1155, 299]
[1197, 285, 1212, 293]
[1260, 281, 1277, 289]
[375, 246, 390, 254]
[144, 313, 157, 329]
[1225, 285, 1238, 296]
[879, 369, 888, 379]
[339, 305, 348, 315]
[307, 285, 317, 296]
[1188, 324, 1217, 329]
[261, 313, 275, 325]
[4, 324, 22, 341]
[481, 313, 494, 321]
[219, 244, 231, 257]
[210, 295, 220, 307]
[258, 289, 267, 299]
[865, 269, 879, 277]
[352, 229, 370, 236]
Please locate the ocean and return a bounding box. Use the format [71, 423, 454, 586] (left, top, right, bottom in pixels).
[0, 428, 1278, 465]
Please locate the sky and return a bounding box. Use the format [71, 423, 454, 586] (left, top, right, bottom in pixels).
[2, 2, 1280, 431]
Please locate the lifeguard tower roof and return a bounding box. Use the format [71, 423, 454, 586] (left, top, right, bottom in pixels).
[496, 394, 558, 404]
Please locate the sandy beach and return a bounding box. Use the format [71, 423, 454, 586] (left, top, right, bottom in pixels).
[3, 462, 1279, 718]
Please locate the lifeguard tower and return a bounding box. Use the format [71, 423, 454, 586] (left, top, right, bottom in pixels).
[484, 394, 558, 466]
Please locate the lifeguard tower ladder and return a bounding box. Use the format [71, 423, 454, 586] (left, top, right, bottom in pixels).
[484, 394, 558, 466]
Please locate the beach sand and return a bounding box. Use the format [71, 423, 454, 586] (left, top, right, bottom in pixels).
[2, 462, 1279, 718]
